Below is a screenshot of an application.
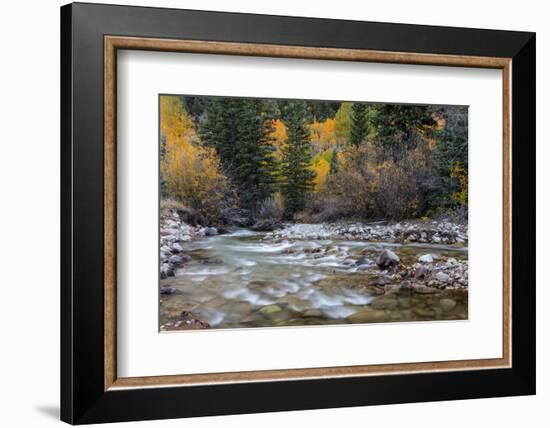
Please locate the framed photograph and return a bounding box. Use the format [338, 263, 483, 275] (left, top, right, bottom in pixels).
[61, 2, 535, 424]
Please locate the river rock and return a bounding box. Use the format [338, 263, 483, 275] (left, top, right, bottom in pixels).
[171, 242, 183, 253]
[406, 233, 418, 242]
[303, 309, 324, 318]
[160, 245, 172, 254]
[413, 307, 436, 318]
[414, 265, 429, 280]
[418, 253, 434, 263]
[160, 311, 210, 330]
[168, 255, 183, 265]
[370, 295, 399, 310]
[347, 309, 386, 324]
[202, 258, 223, 265]
[204, 227, 218, 236]
[160, 262, 174, 278]
[384, 283, 402, 295]
[435, 272, 451, 283]
[376, 249, 400, 270]
[259, 304, 283, 315]
[374, 275, 393, 286]
[440, 298, 457, 311]
[412, 283, 438, 294]
[160, 286, 177, 295]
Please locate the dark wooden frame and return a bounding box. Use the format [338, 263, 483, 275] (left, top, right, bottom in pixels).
[61, 2, 536, 424]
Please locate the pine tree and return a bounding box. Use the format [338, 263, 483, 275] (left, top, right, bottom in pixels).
[329, 147, 339, 175]
[433, 106, 468, 210]
[372, 104, 437, 162]
[349, 102, 368, 147]
[280, 101, 316, 217]
[232, 99, 277, 210]
[199, 98, 277, 212]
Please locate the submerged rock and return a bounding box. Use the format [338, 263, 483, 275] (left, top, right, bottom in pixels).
[370, 295, 399, 310]
[439, 298, 457, 310]
[347, 309, 387, 324]
[259, 304, 283, 315]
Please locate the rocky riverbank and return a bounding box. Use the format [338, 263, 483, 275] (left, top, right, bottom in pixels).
[159, 208, 218, 280]
[265, 220, 468, 246]
[370, 248, 468, 292]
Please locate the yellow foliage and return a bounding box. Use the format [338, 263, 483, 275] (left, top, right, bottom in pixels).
[160, 96, 228, 221]
[334, 102, 352, 142]
[160, 96, 195, 144]
[450, 163, 468, 208]
[270, 119, 287, 160]
[313, 158, 330, 191]
[310, 118, 337, 153]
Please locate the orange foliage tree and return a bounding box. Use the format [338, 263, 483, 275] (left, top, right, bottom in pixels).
[160, 96, 229, 222]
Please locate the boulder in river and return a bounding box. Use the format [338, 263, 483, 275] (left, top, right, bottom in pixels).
[168, 255, 183, 266]
[204, 227, 218, 236]
[160, 262, 174, 278]
[376, 249, 400, 270]
[179, 255, 192, 264]
[160, 286, 177, 295]
[355, 257, 371, 267]
[171, 242, 183, 253]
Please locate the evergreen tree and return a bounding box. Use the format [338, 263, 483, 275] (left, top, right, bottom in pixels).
[232, 99, 277, 210]
[329, 147, 339, 175]
[432, 106, 468, 210]
[372, 104, 437, 162]
[280, 101, 316, 216]
[349, 103, 368, 147]
[199, 97, 277, 211]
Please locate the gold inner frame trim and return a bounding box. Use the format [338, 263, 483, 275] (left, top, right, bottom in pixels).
[104, 35, 512, 391]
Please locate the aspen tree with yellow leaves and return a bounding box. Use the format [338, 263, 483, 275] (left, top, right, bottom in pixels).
[160, 96, 229, 222]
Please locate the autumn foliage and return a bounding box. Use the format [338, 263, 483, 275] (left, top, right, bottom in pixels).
[160, 96, 228, 222]
[160, 95, 468, 224]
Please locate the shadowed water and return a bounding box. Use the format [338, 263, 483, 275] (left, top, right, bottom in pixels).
[160, 228, 468, 329]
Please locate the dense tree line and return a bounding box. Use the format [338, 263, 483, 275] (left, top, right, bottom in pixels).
[160, 95, 468, 224]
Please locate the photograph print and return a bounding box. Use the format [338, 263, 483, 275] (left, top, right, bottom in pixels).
[159, 94, 469, 331]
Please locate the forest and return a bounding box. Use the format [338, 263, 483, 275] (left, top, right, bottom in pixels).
[160, 95, 468, 227]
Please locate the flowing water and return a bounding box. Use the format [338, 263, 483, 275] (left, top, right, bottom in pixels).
[160, 228, 468, 329]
